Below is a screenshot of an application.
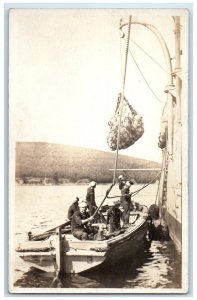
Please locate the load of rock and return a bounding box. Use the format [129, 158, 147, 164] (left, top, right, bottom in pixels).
[107, 94, 144, 150]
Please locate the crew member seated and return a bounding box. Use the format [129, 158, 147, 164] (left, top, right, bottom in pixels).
[71, 201, 94, 240]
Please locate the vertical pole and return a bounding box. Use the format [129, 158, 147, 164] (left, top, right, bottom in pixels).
[56, 228, 64, 274]
[174, 16, 182, 221]
[174, 16, 182, 124]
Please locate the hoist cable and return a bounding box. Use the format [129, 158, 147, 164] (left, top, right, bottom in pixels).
[128, 47, 164, 103]
[113, 15, 132, 184]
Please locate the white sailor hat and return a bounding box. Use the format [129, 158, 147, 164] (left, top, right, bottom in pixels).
[78, 201, 87, 208]
[90, 181, 96, 187]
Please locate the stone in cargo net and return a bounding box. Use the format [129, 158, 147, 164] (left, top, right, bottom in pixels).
[107, 94, 144, 151]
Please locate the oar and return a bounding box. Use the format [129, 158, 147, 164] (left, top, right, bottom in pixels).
[92, 183, 114, 218]
[45, 220, 71, 233]
[28, 220, 71, 241]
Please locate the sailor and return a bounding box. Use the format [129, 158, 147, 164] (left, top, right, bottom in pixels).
[67, 197, 81, 220]
[106, 200, 122, 233]
[93, 207, 106, 224]
[118, 175, 126, 190]
[71, 201, 94, 240]
[120, 181, 133, 226]
[86, 181, 97, 215]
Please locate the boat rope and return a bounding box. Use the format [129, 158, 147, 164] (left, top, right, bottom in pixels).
[131, 172, 161, 197]
[157, 147, 169, 225]
[130, 39, 166, 72]
[90, 247, 108, 252]
[113, 15, 132, 185]
[69, 246, 108, 252]
[155, 147, 167, 205]
[128, 47, 164, 103]
[16, 246, 53, 252]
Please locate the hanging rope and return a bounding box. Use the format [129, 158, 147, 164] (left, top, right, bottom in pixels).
[113, 15, 132, 184]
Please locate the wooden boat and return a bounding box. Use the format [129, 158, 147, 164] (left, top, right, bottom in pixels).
[16, 207, 149, 274]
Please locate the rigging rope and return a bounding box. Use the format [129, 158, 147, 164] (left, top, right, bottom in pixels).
[107, 171, 161, 199]
[113, 15, 132, 184]
[130, 39, 166, 72]
[131, 171, 161, 197]
[128, 47, 164, 103]
[119, 19, 124, 84]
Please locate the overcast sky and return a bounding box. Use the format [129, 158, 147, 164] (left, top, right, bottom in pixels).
[9, 8, 187, 163]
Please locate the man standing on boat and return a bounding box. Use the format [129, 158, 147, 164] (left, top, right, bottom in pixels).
[118, 175, 134, 190]
[67, 197, 81, 220]
[86, 181, 97, 215]
[118, 175, 126, 190]
[120, 181, 133, 226]
[71, 201, 94, 240]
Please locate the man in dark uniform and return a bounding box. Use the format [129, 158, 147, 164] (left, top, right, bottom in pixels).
[106, 200, 121, 233]
[118, 175, 126, 190]
[71, 201, 94, 240]
[67, 197, 80, 220]
[120, 181, 133, 226]
[93, 207, 106, 224]
[86, 181, 97, 215]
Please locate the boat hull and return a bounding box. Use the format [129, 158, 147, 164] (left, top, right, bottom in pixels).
[16, 211, 148, 274]
[104, 222, 147, 268]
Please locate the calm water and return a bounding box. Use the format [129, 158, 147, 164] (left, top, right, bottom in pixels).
[13, 184, 181, 289]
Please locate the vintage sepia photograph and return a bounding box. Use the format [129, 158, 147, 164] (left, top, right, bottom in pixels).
[8, 7, 189, 293]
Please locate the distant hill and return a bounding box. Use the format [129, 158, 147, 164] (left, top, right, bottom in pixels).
[16, 142, 161, 184]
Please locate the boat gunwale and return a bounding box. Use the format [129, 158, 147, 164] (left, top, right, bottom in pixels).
[63, 212, 148, 249]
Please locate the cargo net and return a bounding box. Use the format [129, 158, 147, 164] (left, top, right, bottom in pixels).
[107, 94, 144, 151]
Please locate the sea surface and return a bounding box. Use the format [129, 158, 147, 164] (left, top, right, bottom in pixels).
[13, 184, 181, 290]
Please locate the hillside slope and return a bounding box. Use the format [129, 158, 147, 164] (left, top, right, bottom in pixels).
[16, 142, 161, 183]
